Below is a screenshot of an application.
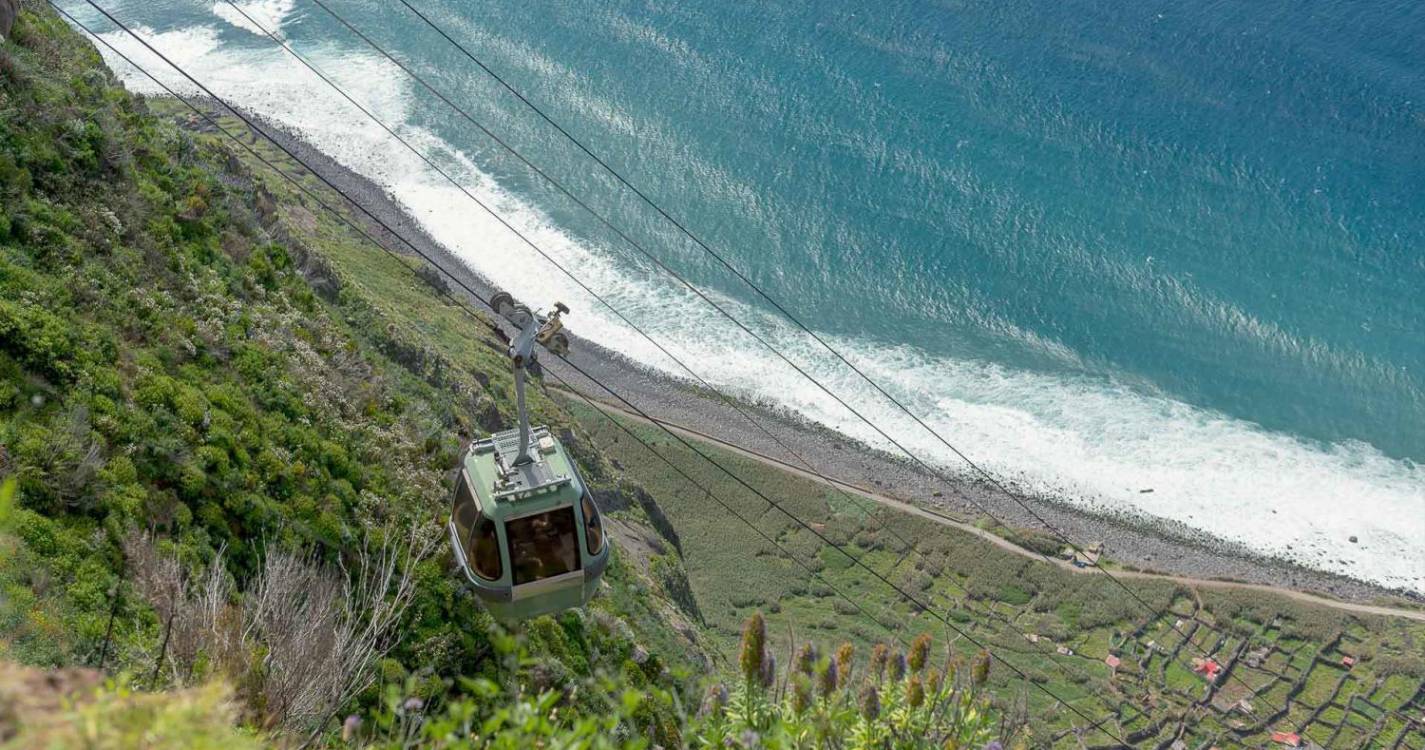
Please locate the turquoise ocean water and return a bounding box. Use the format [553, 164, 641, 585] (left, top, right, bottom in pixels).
[66, 0, 1424, 590]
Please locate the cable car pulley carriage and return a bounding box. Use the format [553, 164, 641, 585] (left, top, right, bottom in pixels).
[448, 295, 608, 621]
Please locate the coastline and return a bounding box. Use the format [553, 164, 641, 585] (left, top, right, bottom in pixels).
[557, 387, 1425, 623]
[182, 96, 1422, 612]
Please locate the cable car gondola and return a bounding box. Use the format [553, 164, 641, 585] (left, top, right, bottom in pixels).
[448, 296, 607, 621]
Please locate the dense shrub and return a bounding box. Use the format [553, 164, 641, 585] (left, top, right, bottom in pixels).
[1376, 654, 1425, 678]
[0, 5, 699, 745]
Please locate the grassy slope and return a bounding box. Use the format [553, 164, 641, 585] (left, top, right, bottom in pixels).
[159, 101, 719, 675]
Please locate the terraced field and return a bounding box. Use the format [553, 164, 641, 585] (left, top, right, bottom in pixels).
[564, 399, 1425, 746]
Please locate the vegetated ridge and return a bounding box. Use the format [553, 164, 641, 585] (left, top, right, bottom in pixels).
[1, 3, 1422, 747]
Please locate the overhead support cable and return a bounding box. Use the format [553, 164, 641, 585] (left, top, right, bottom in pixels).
[211, 0, 1129, 718]
[52, 0, 915, 657]
[347, 5, 1350, 738]
[58, 3, 1131, 738]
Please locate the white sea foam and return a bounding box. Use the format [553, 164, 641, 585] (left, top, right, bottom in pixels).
[85, 19, 1425, 593]
[211, 0, 296, 37]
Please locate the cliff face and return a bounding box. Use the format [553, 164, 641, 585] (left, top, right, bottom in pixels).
[0, 0, 21, 40]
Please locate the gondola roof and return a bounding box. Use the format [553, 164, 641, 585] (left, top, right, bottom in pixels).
[463, 425, 581, 516]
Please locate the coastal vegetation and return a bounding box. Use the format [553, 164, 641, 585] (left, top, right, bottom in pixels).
[0, 3, 1422, 748]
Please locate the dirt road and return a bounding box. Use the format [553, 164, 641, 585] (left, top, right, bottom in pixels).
[558, 388, 1425, 624]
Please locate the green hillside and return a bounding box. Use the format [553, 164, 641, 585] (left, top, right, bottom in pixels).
[1, 2, 1422, 748]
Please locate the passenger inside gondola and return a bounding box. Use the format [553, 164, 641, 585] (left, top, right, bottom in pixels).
[507, 506, 580, 585]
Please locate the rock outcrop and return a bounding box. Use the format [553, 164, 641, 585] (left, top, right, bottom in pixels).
[0, 0, 19, 41]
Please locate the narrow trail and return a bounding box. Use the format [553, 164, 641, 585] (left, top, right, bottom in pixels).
[554, 387, 1425, 624]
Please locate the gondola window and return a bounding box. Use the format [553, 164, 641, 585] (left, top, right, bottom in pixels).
[582, 494, 604, 555]
[454, 473, 502, 581]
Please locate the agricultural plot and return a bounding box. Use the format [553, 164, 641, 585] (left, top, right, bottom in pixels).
[565, 401, 1425, 747]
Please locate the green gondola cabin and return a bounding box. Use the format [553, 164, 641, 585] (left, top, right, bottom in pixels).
[448, 295, 608, 621]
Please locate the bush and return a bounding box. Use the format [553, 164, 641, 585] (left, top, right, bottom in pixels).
[1376, 654, 1425, 678]
[833, 599, 862, 616]
[0, 298, 88, 383]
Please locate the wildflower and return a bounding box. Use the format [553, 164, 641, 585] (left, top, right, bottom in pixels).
[835, 642, 855, 684]
[858, 684, 881, 721]
[796, 642, 818, 676]
[738, 729, 761, 748]
[982, 743, 1004, 750]
[739, 613, 767, 683]
[908, 633, 932, 672]
[889, 652, 908, 682]
[907, 675, 925, 708]
[817, 658, 839, 698]
[341, 715, 361, 742]
[946, 655, 963, 685]
[402, 696, 424, 713]
[870, 643, 889, 682]
[926, 669, 943, 696]
[971, 650, 991, 688]
[791, 675, 813, 715]
[760, 651, 777, 689]
[700, 683, 729, 717]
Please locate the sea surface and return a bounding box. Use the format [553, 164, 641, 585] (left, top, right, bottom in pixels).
[63, 0, 1425, 591]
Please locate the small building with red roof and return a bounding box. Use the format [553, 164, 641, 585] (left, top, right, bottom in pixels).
[1191, 657, 1222, 680]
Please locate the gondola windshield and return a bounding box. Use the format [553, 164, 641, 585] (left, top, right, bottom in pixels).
[509, 508, 581, 585]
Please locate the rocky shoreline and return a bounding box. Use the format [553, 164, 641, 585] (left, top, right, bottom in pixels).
[177, 96, 1420, 610]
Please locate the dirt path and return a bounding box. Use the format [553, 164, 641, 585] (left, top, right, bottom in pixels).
[558, 388, 1425, 624]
